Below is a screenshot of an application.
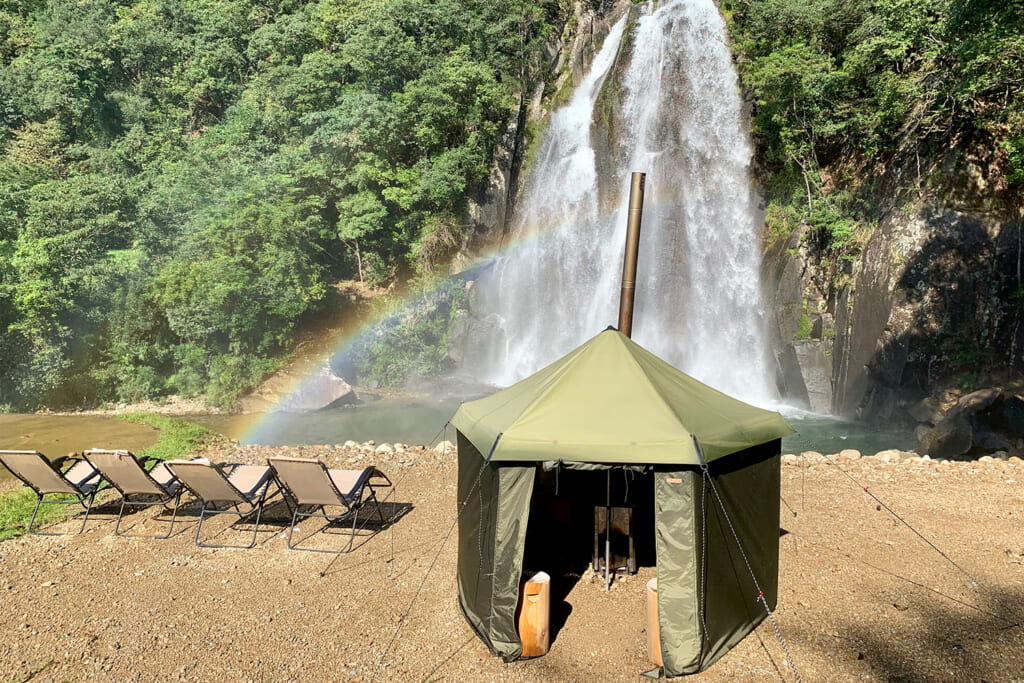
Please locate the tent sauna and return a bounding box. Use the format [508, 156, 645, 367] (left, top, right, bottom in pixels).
[452, 328, 793, 676]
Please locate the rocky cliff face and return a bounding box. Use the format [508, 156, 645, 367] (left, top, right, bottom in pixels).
[765, 184, 1024, 424]
[463, 0, 631, 253]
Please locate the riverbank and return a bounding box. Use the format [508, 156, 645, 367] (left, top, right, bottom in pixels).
[1, 442, 1022, 681]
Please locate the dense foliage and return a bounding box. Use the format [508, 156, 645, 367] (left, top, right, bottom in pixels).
[0, 0, 559, 409]
[340, 276, 468, 388]
[726, 0, 1024, 254]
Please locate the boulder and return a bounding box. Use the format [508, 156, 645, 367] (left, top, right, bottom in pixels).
[996, 395, 1024, 438]
[914, 423, 933, 443]
[917, 388, 1024, 459]
[918, 413, 972, 459]
[973, 429, 1012, 452]
[906, 398, 943, 426]
[278, 368, 355, 413]
[955, 387, 1001, 415]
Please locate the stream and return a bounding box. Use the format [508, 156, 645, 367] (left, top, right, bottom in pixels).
[1, 404, 914, 486]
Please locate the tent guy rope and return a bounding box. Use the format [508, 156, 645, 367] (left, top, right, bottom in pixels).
[695, 437, 803, 683]
[822, 453, 1022, 628]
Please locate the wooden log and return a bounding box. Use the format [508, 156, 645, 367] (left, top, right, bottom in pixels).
[518, 571, 551, 658]
[647, 577, 663, 667]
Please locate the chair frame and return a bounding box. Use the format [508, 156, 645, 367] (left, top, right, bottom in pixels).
[269, 459, 391, 554]
[0, 450, 105, 535]
[82, 449, 183, 539]
[167, 461, 281, 549]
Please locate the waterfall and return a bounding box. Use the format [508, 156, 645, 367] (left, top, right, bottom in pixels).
[461, 0, 776, 406]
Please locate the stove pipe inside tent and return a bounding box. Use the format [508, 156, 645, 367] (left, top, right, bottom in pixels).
[451, 172, 793, 677]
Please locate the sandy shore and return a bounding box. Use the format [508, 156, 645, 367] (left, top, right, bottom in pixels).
[1, 443, 1022, 682]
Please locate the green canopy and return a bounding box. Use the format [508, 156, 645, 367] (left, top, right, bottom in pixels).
[454, 329, 795, 676]
[452, 328, 793, 464]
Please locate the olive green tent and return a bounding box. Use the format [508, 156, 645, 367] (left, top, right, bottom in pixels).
[452, 328, 793, 676]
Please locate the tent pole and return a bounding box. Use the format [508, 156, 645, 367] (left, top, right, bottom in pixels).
[617, 172, 647, 338]
[605, 469, 612, 590]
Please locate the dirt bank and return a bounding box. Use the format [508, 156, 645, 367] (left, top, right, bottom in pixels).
[1, 444, 1022, 682]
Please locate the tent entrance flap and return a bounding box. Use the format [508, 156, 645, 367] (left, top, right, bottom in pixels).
[522, 465, 656, 579]
[456, 432, 535, 662]
[654, 442, 782, 676]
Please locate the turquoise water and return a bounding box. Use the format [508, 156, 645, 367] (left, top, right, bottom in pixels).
[196, 397, 465, 447]
[781, 412, 915, 455]
[198, 400, 915, 456]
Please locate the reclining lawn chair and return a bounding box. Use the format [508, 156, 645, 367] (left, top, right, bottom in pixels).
[82, 449, 183, 538]
[267, 456, 391, 553]
[0, 450, 105, 535]
[165, 459, 279, 548]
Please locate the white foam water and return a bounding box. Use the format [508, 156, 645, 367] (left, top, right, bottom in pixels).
[461, 0, 776, 406]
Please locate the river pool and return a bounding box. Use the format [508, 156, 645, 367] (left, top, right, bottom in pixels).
[1, 404, 914, 485]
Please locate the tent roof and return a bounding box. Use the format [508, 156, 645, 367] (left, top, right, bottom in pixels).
[451, 329, 793, 465]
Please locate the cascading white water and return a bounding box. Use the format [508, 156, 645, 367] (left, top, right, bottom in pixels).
[462, 0, 776, 406]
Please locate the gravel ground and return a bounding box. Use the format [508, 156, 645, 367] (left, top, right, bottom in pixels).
[1, 443, 1022, 682]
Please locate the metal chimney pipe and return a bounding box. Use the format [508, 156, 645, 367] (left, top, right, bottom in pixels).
[617, 172, 646, 338]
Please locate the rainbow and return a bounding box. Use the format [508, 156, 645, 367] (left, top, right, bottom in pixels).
[238, 210, 623, 445]
[237, 173, 704, 445]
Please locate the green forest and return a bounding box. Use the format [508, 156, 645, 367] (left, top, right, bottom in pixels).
[726, 0, 1024, 255]
[0, 0, 559, 410]
[1, 0, 1022, 412]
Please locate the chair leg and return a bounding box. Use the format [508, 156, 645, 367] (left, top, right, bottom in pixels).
[78, 491, 96, 534]
[113, 496, 130, 536]
[27, 492, 96, 536]
[26, 494, 44, 535]
[372, 491, 385, 525]
[194, 500, 210, 547]
[286, 504, 304, 550]
[346, 506, 360, 553]
[159, 491, 182, 539]
[247, 499, 265, 549]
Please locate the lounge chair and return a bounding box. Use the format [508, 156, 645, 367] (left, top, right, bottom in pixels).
[82, 449, 183, 538]
[0, 450, 105, 535]
[268, 456, 391, 553]
[165, 459, 279, 548]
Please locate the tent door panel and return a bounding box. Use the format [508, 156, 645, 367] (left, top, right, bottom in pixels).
[654, 469, 703, 675]
[456, 432, 536, 662]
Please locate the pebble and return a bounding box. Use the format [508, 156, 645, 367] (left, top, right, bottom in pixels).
[839, 449, 861, 461]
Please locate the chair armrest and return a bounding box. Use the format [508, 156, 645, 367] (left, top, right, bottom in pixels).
[368, 468, 392, 488]
[139, 455, 163, 470]
[53, 454, 85, 471]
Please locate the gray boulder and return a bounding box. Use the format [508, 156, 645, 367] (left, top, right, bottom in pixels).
[906, 397, 943, 426]
[996, 395, 1024, 438]
[278, 368, 355, 413]
[917, 388, 1024, 459]
[918, 412, 973, 459]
